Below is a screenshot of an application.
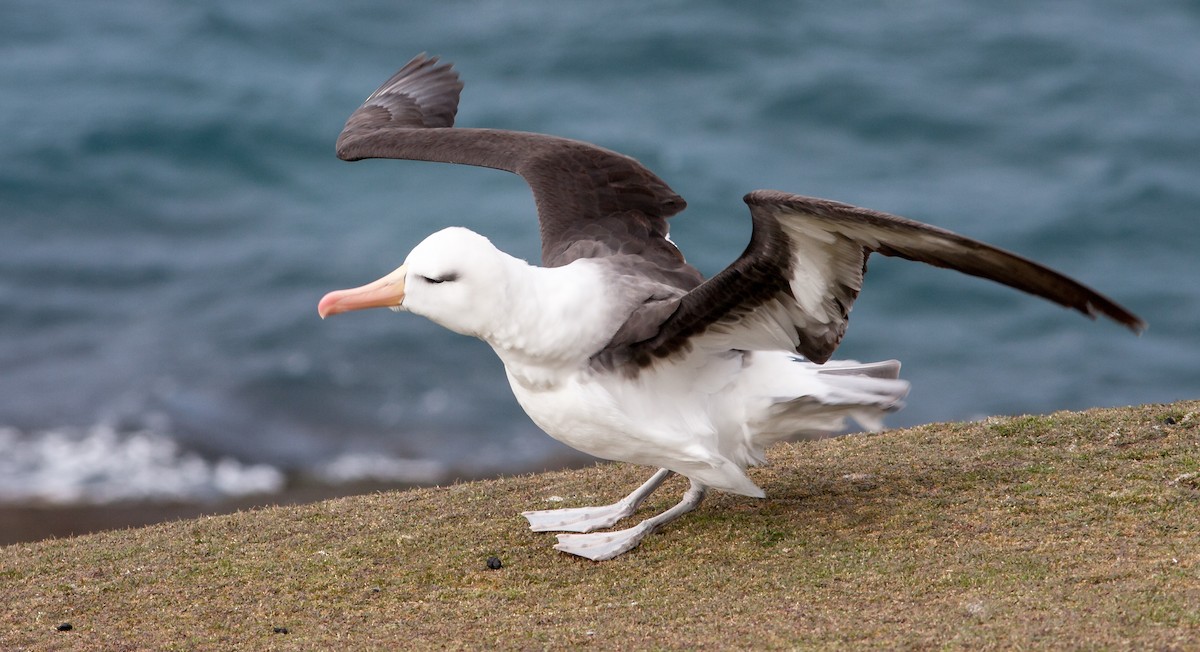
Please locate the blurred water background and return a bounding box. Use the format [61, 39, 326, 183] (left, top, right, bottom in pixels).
[2, 1, 1197, 539]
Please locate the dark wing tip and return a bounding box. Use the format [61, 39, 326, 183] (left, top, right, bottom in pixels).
[336, 53, 465, 159]
[1088, 300, 1148, 335]
[362, 53, 464, 128]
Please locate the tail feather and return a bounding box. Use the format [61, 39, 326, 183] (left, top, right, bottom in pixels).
[739, 353, 910, 464]
[813, 358, 902, 379]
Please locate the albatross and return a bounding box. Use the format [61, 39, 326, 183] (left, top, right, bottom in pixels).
[318, 54, 1145, 561]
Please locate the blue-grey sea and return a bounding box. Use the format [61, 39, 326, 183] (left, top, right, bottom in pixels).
[2, 1, 1198, 508]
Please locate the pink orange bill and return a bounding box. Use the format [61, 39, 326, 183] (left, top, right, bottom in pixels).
[318, 264, 408, 318]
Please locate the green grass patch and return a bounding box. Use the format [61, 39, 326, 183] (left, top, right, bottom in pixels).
[2, 401, 1198, 649]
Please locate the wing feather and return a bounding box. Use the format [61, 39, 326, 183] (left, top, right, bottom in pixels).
[335, 54, 701, 288]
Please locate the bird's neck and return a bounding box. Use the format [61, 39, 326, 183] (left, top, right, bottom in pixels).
[484, 260, 617, 389]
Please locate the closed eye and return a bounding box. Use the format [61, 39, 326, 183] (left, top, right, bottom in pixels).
[420, 273, 458, 284]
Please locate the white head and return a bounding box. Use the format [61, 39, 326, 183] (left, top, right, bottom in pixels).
[318, 227, 518, 339]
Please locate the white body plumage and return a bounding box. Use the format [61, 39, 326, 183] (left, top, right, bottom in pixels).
[399, 228, 908, 498]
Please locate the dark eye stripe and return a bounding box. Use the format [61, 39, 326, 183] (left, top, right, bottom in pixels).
[422, 273, 458, 284]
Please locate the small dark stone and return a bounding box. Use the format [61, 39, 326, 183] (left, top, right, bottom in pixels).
[273, 627, 289, 635]
[56, 622, 73, 632]
[1164, 416, 1178, 425]
[486, 556, 503, 570]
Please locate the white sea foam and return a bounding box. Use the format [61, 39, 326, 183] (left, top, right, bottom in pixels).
[0, 424, 285, 505]
[316, 452, 446, 485]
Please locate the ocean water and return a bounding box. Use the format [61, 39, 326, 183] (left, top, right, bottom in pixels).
[2, 0, 1197, 507]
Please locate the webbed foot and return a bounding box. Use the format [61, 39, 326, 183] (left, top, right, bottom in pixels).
[520, 468, 673, 533]
[553, 523, 655, 561]
[549, 481, 707, 561]
[522, 503, 636, 533]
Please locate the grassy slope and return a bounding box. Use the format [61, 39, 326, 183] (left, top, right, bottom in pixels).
[1, 401, 1197, 650]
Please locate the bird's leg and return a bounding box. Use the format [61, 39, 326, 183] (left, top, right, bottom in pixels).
[521, 468, 674, 533]
[552, 480, 707, 561]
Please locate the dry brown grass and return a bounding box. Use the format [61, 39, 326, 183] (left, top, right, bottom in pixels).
[2, 401, 1197, 650]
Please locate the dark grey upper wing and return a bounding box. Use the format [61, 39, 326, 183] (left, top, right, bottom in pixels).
[335, 54, 702, 289]
[622, 189, 1146, 366]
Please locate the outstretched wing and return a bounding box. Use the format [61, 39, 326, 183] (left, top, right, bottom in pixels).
[623, 189, 1146, 366]
[335, 54, 702, 289]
